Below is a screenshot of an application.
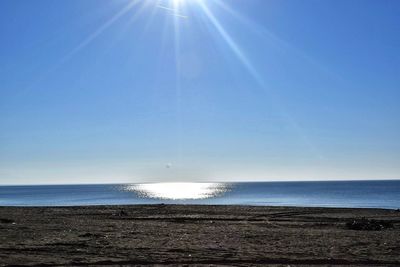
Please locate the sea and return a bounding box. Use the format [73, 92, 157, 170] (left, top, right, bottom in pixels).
[0, 180, 399, 209]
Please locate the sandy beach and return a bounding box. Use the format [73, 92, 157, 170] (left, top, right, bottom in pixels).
[1, 205, 399, 266]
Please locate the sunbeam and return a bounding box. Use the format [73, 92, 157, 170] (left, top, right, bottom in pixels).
[196, 0, 323, 160]
[62, 0, 141, 62]
[173, 0, 184, 163]
[157, 4, 188, 19]
[197, 1, 264, 86]
[14, 0, 143, 99]
[213, 0, 342, 82]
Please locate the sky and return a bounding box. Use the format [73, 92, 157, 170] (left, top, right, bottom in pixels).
[0, 0, 399, 185]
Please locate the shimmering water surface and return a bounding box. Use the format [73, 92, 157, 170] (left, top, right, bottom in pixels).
[1, 180, 399, 209]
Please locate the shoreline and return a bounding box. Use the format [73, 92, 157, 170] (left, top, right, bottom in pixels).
[1, 204, 399, 211]
[1, 205, 400, 266]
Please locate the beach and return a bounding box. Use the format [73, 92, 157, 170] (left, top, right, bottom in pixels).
[1, 205, 399, 266]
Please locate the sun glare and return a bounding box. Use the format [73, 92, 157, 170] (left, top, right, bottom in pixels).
[126, 183, 230, 200]
[173, 0, 184, 8]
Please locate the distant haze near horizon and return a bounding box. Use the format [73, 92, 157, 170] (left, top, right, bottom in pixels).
[1, 0, 399, 185]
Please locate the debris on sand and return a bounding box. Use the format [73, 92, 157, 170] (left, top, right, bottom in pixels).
[346, 218, 394, 231]
[114, 210, 128, 217]
[78, 233, 103, 238]
[0, 218, 14, 224]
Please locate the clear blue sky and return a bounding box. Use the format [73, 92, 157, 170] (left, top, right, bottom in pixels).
[0, 0, 399, 184]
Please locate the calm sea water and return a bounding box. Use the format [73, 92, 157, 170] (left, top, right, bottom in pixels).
[0, 180, 399, 209]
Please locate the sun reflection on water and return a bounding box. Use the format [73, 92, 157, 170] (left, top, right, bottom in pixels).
[126, 183, 230, 200]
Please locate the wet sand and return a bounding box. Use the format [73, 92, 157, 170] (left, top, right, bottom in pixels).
[1, 205, 399, 266]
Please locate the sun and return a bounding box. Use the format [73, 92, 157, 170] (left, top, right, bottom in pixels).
[172, 0, 184, 8]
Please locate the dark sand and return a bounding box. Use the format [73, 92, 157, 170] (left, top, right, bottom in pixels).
[1, 205, 399, 266]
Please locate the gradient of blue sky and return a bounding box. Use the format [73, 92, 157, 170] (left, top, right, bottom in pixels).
[0, 0, 399, 184]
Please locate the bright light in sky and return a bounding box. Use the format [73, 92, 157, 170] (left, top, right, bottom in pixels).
[173, 0, 183, 5]
[0, 0, 399, 185]
[172, 0, 187, 9]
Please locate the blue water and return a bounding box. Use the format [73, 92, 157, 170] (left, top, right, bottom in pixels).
[0, 180, 399, 209]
